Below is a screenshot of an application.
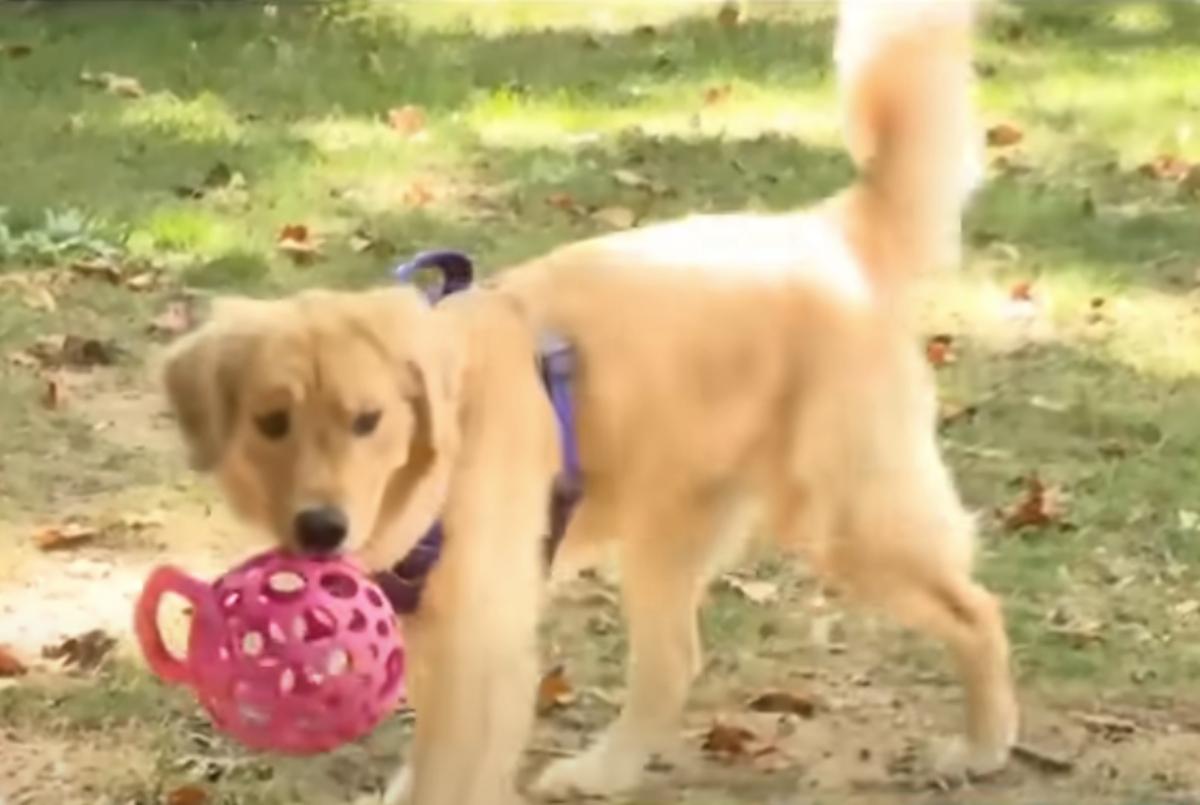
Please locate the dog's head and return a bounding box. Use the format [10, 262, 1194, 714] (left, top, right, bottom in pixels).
[160, 287, 462, 566]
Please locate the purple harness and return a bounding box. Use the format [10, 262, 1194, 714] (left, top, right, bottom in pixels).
[372, 251, 583, 615]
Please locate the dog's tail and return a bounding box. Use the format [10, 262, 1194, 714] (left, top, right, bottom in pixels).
[835, 0, 981, 280]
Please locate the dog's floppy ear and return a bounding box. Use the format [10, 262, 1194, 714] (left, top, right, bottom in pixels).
[160, 297, 268, 471]
[362, 287, 464, 456]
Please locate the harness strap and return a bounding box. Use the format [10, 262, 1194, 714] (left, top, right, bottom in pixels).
[376, 250, 582, 614]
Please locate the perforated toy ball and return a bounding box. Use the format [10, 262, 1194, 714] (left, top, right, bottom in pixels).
[134, 549, 405, 755]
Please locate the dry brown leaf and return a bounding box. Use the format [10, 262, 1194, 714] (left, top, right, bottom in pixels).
[986, 122, 1024, 147]
[1138, 154, 1192, 182]
[80, 71, 145, 98]
[536, 665, 574, 715]
[747, 690, 819, 718]
[42, 629, 117, 671]
[703, 84, 733, 106]
[403, 181, 435, 207]
[612, 168, 654, 190]
[924, 334, 956, 368]
[123, 271, 160, 292]
[0, 645, 27, 678]
[1009, 280, 1035, 302]
[701, 722, 758, 757]
[70, 257, 123, 284]
[937, 401, 977, 428]
[716, 2, 741, 28]
[387, 104, 427, 137]
[40, 374, 65, 410]
[25, 334, 117, 369]
[33, 521, 99, 551]
[4, 43, 34, 59]
[721, 576, 779, 605]
[591, 206, 636, 230]
[277, 223, 321, 262]
[166, 785, 209, 805]
[1004, 475, 1066, 531]
[546, 192, 583, 215]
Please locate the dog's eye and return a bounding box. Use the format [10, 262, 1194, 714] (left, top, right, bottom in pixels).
[352, 410, 382, 437]
[255, 410, 290, 440]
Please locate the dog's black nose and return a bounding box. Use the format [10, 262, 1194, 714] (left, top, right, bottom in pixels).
[293, 506, 348, 553]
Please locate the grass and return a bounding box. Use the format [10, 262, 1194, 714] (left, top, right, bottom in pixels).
[2, 1, 1200, 803]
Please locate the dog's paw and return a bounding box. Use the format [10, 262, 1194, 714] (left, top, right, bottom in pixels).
[933, 735, 1012, 781]
[380, 767, 412, 805]
[531, 743, 646, 800]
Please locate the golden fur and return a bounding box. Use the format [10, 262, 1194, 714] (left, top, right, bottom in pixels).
[161, 1, 1017, 802]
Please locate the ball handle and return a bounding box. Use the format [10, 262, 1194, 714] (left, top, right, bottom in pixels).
[134, 565, 220, 686]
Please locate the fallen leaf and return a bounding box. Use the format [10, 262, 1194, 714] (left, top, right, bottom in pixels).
[924, 334, 956, 368]
[33, 521, 99, 551]
[27, 334, 117, 369]
[0, 646, 27, 677]
[747, 690, 819, 718]
[720, 576, 779, 605]
[277, 223, 321, 262]
[387, 105, 426, 137]
[80, 70, 145, 98]
[118, 510, 166, 530]
[1012, 742, 1074, 774]
[1004, 475, 1066, 531]
[1009, 280, 1035, 302]
[703, 84, 733, 106]
[4, 43, 34, 59]
[70, 257, 123, 284]
[403, 181, 435, 207]
[986, 122, 1024, 147]
[536, 665, 574, 715]
[701, 722, 758, 757]
[166, 785, 209, 805]
[148, 301, 196, 339]
[716, 2, 741, 28]
[937, 401, 977, 428]
[633, 24, 657, 38]
[591, 206, 636, 229]
[1076, 712, 1137, 740]
[42, 629, 117, 671]
[546, 192, 583, 215]
[1138, 154, 1192, 182]
[123, 271, 161, 292]
[612, 168, 654, 190]
[40, 374, 65, 410]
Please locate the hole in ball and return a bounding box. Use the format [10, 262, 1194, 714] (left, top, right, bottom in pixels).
[348, 609, 368, 633]
[265, 570, 307, 601]
[279, 667, 296, 694]
[268, 620, 288, 645]
[366, 588, 384, 609]
[375, 619, 391, 638]
[221, 590, 242, 611]
[326, 648, 351, 677]
[241, 631, 264, 657]
[300, 607, 338, 643]
[319, 572, 358, 599]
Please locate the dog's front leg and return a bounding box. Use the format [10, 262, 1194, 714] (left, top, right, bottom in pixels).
[386, 518, 543, 805]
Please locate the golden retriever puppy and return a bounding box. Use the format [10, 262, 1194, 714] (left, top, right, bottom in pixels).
[160, 0, 1016, 802]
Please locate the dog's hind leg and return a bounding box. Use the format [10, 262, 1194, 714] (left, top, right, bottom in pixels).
[821, 470, 1018, 778]
[532, 494, 745, 798]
